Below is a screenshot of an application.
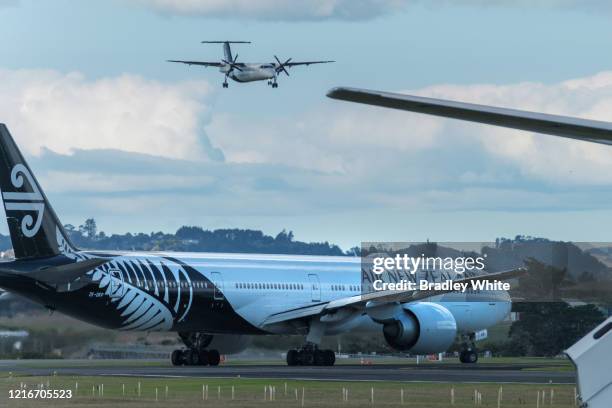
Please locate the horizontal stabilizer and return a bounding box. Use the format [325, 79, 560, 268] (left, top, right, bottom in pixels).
[201, 41, 251, 44]
[0, 258, 108, 286]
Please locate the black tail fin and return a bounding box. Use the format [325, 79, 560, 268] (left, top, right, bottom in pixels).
[0, 125, 76, 259]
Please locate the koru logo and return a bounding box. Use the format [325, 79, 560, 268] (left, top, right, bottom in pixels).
[2, 164, 45, 237]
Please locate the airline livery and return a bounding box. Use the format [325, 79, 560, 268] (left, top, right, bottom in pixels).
[0, 125, 519, 366]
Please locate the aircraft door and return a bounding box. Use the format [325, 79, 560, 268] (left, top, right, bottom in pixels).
[108, 268, 125, 299]
[308, 274, 321, 302]
[211, 271, 225, 300]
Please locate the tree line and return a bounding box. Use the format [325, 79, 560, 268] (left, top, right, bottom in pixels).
[63, 218, 353, 256]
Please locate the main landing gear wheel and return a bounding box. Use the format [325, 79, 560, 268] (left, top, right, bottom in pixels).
[172, 332, 221, 366]
[459, 350, 478, 363]
[170, 348, 222, 366]
[459, 333, 478, 364]
[286, 346, 335, 366]
[286, 349, 299, 366]
[198, 350, 209, 366]
[208, 349, 221, 366]
[222, 82, 228, 88]
[171, 349, 182, 366]
[185, 349, 200, 365]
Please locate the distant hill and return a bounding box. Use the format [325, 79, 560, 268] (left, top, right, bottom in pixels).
[483, 237, 610, 281]
[58, 219, 350, 256]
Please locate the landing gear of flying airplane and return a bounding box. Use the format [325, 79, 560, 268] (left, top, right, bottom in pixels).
[171, 332, 221, 366]
[459, 333, 478, 364]
[223, 75, 229, 88]
[286, 344, 335, 366]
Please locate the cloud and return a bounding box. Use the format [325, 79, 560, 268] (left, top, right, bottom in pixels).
[0, 69, 220, 161]
[128, 0, 410, 21]
[410, 78, 612, 185]
[0, 66, 609, 245]
[208, 72, 612, 186]
[127, 0, 612, 21]
[32, 147, 610, 225]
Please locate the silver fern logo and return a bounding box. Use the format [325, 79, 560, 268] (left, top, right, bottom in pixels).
[57, 229, 192, 332]
[2, 164, 45, 237]
[95, 264, 174, 331]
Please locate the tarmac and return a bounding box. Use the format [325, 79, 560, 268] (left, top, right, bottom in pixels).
[0, 360, 575, 384]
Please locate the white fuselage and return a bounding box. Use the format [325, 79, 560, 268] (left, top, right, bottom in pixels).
[220, 63, 276, 82]
[64, 250, 511, 338]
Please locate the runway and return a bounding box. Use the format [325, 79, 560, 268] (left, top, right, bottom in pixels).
[0, 361, 575, 384]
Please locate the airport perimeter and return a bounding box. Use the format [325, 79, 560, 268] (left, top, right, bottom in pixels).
[1, 358, 578, 407]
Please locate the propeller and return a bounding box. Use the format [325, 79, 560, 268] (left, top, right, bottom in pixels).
[274, 55, 292, 76]
[222, 54, 242, 72]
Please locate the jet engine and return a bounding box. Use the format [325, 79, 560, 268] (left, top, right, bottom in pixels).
[382, 302, 457, 354]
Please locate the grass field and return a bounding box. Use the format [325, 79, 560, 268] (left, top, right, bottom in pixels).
[0, 374, 578, 408]
[0, 357, 577, 407]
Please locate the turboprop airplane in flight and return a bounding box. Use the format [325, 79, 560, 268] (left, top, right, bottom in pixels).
[0, 125, 522, 367]
[168, 41, 334, 88]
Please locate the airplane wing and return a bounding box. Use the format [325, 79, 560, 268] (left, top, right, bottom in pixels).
[167, 60, 222, 67]
[285, 61, 334, 67]
[262, 267, 525, 326]
[277, 61, 334, 73]
[326, 87, 612, 145]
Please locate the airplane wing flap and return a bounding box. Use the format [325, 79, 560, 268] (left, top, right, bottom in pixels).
[262, 303, 328, 326]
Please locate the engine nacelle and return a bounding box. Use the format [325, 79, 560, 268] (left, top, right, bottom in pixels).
[207, 335, 251, 354]
[382, 302, 457, 354]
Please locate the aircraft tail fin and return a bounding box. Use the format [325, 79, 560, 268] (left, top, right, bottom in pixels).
[201, 41, 251, 63]
[223, 42, 233, 62]
[0, 125, 77, 259]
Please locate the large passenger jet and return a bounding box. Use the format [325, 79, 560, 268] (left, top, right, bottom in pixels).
[0, 125, 521, 366]
[168, 41, 334, 88]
